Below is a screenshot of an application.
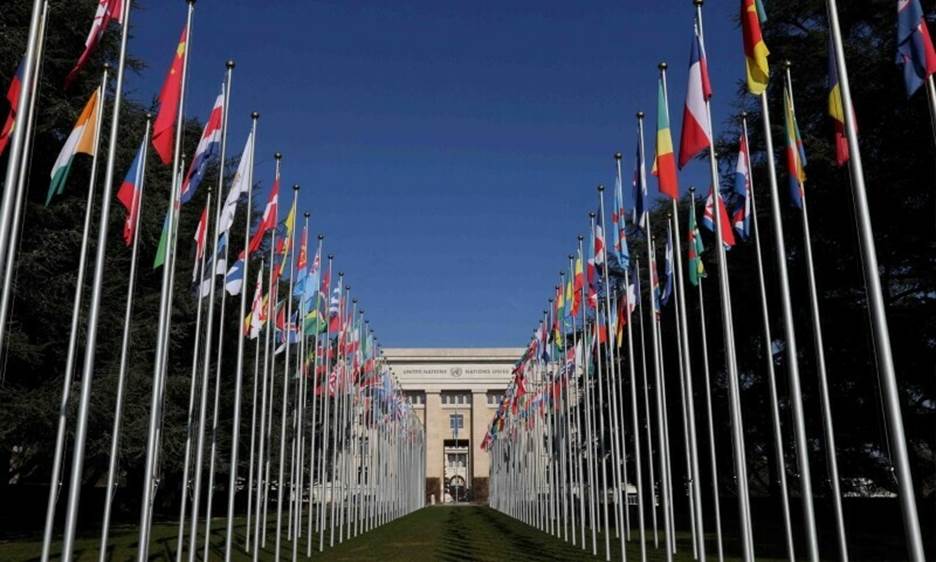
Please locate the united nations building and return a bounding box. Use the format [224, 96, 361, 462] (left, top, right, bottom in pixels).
[382, 348, 524, 504]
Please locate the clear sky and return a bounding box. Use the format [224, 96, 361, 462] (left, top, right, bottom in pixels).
[123, 0, 745, 348]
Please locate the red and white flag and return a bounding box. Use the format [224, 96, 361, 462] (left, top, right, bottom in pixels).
[679, 31, 713, 169]
[65, 0, 124, 89]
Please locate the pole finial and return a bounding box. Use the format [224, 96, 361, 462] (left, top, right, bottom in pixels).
[614, 152, 622, 160]
[658, 61, 668, 71]
[328, 254, 334, 260]
[226, 59, 235, 69]
[741, 111, 748, 119]
[689, 186, 696, 193]
[292, 184, 300, 191]
[304, 211, 310, 218]
[693, 0, 703, 6]
[588, 211, 596, 219]
[103, 62, 112, 71]
[597, 184, 605, 193]
[568, 254, 574, 260]
[637, 111, 645, 119]
[784, 59, 792, 70]
[145, 112, 153, 121]
[577, 235, 584, 241]
[318, 234, 324, 240]
[274, 152, 282, 160]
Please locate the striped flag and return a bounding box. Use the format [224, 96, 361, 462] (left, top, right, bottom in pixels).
[632, 138, 647, 231]
[827, 40, 850, 167]
[245, 167, 279, 257]
[180, 86, 224, 204]
[687, 194, 706, 286]
[65, 0, 124, 89]
[219, 131, 254, 235]
[47, 89, 101, 205]
[741, 0, 770, 95]
[679, 31, 713, 169]
[652, 78, 679, 198]
[897, 0, 936, 97]
[0, 58, 25, 156]
[732, 133, 753, 239]
[703, 187, 736, 249]
[116, 135, 146, 246]
[659, 222, 674, 307]
[612, 164, 630, 270]
[784, 84, 807, 208]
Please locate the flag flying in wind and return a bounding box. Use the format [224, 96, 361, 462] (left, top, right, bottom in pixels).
[572, 254, 584, 316]
[732, 133, 753, 240]
[632, 139, 648, 231]
[612, 165, 630, 271]
[741, 0, 770, 95]
[593, 208, 606, 268]
[274, 198, 297, 283]
[219, 131, 254, 235]
[116, 135, 146, 246]
[653, 79, 679, 198]
[0, 58, 24, 156]
[827, 40, 850, 167]
[64, 0, 124, 89]
[246, 267, 266, 339]
[679, 31, 713, 169]
[784, 84, 807, 209]
[687, 194, 706, 286]
[703, 187, 737, 249]
[586, 228, 598, 310]
[180, 86, 224, 204]
[153, 212, 170, 269]
[293, 222, 309, 292]
[897, 0, 936, 97]
[246, 170, 279, 257]
[225, 257, 245, 296]
[659, 222, 674, 307]
[152, 25, 188, 165]
[47, 89, 101, 205]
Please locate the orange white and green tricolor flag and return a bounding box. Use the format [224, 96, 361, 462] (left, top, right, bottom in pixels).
[741, 0, 770, 95]
[652, 77, 678, 199]
[48, 88, 101, 205]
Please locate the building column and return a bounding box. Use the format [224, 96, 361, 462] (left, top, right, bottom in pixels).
[425, 390, 443, 503]
[471, 390, 489, 503]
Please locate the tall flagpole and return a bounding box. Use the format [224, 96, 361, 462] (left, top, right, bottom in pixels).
[826, 2, 925, 558]
[0, 0, 49, 372]
[577, 238, 598, 557]
[692, 3, 754, 559]
[0, 0, 45, 354]
[739, 111, 795, 562]
[138, 3, 195, 558]
[658, 63, 706, 560]
[306, 236, 325, 555]
[784, 62, 850, 562]
[58, 0, 133, 555]
[687, 188, 725, 562]
[39, 55, 106, 562]
[245, 257, 265, 553]
[633, 255, 658, 550]
[99, 116, 152, 560]
[275, 184, 301, 560]
[637, 114, 672, 562]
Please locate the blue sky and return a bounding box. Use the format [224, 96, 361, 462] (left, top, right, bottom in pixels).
[123, 1, 746, 348]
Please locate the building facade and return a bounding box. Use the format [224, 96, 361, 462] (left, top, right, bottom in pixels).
[382, 347, 523, 504]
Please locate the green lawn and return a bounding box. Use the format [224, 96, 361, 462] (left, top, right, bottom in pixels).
[0, 506, 770, 561]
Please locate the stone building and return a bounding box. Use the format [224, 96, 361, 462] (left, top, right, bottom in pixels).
[382, 347, 523, 504]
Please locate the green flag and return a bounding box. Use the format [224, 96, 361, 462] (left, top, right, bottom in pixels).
[153, 212, 170, 268]
[687, 196, 706, 286]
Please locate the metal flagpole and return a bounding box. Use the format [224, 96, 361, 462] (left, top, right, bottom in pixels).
[634, 256, 658, 550]
[659, 63, 706, 560]
[275, 185, 301, 559]
[0, 0, 45, 355]
[615, 152, 647, 561]
[245, 258, 265, 553]
[202, 65, 238, 562]
[826, 2, 926, 557]
[577, 238, 598, 557]
[317, 258, 334, 553]
[596, 192, 627, 561]
[784, 62, 850, 562]
[306, 240, 324, 555]
[692, 3, 754, 559]
[0, 0, 49, 375]
[253, 229, 277, 561]
[739, 110, 795, 562]
[328, 274, 345, 548]
[291, 214, 311, 562]
[137, 3, 194, 558]
[687, 188, 725, 562]
[99, 116, 151, 560]
[568, 255, 586, 550]
[58, 0, 132, 555]
[39, 48, 103, 561]
[637, 114, 672, 562]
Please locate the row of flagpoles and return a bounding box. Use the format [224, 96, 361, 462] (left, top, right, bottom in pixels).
[1, 1, 425, 561]
[484, 1, 930, 561]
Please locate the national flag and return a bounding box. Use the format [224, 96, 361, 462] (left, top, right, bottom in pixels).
[783, 84, 808, 209]
[653, 79, 679, 197]
[218, 131, 254, 235]
[649, 239, 661, 312]
[593, 207, 606, 267]
[679, 31, 714, 169]
[301, 242, 323, 320]
[152, 25, 188, 164]
[153, 212, 170, 269]
[612, 166, 631, 271]
[65, 0, 125, 89]
[741, 0, 770, 95]
[732, 133, 753, 239]
[328, 285, 343, 333]
[245, 268, 266, 339]
[293, 222, 309, 295]
[827, 40, 850, 167]
[585, 231, 598, 310]
[213, 232, 229, 276]
[225, 258, 245, 295]
[47, 89, 101, 205]
[274, 198, 297, 282]
[703, 187, 737, 249]
[245, 172, 279, 261]
[659, 223, 674, 307]
[632, 138, 648, 232]
[179, 86, 224, 204]
[687, 193, 706, 286]
[116, 135, 146, 246]
[191, 202, 209, 283]
[897, 0, 936, 97]
[564, 262, 575, 321]
[0, 58, 25, 156]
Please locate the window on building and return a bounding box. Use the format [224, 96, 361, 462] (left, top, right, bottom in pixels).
[449, 414, 464, 433]
[404, 390, 425, 406]
[441, 391, 470, 406]
[486, 390, 505, 406]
